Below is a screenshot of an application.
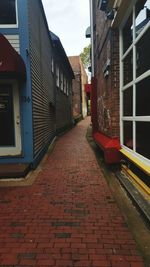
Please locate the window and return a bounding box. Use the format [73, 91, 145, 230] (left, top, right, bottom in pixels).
[66, 81, 69, 96]
[120, 0, 150, 164]
[123, 51, 133, 85]
[122, 14, 133, 53]
[123, 86, 133, 116]
[51, 58, 54, 74]
[123, 121, 133, 149]
[56, 66, 60, 87]
[136, 122, 150, 159]
[0, 0, 17, 27]
[60, 72, 63, 91]
[64, 77, 66, 94]
[136, 28, 150, 77]
[136, 77, 150, 116]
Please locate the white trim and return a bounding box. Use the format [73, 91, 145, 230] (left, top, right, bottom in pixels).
[0, 0, 18, 28]
[122, 45, 133, 60]
[0, 80, 21, 156]
[122, 117, 150, 121]
[134, 117, 150, 121]
[135, 70, 150, 84]
[122, 81, 134, 91]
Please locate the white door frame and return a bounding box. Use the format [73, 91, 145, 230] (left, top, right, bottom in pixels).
[0, 80, 22, 156]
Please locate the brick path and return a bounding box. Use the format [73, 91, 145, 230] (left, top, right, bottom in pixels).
[0, 117, 144, 266]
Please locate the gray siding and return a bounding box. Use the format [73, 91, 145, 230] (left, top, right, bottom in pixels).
[4, 35, 20, 53]
[28, 0, 55, 156]
[56, 90, 72, 132]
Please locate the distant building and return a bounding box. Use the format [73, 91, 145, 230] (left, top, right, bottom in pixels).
[50, 31, 74, 134]
[69, 56, 88, 121]
[0, 0, 74, 177]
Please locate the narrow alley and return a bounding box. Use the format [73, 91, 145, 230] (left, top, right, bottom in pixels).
[0, 117, 145, 267]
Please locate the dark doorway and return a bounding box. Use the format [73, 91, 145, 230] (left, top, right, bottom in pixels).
[0, 84, 15, 146]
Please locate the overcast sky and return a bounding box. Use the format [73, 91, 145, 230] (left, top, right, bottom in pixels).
[41, 0, 90, 56]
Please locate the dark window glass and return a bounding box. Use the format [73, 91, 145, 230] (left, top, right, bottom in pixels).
[123, 51, 133, 85]
[136, 122, 150, 159]
[0, 85, 15, 146]
[136, 28, 150, 77]
[136, 77, 150, 116]
[123, 14, 133, 53]
[0, 0, 16, 25]
[123, 87, 133, 116]
[135, 0, 150, 37]
[123, 121, 133, 149]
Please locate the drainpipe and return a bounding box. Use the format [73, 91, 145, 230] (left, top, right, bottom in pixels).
[89, 0, 94, 78]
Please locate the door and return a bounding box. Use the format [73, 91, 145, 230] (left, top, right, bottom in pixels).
[0, 81, 21, 156]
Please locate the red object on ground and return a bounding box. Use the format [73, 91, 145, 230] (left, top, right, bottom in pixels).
[93, 131, 121, 164]
[84, 83, 91, 93]
[0, 34, 26, 80]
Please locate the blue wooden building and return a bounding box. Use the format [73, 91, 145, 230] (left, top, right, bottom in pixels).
[0, 0, 74, 177]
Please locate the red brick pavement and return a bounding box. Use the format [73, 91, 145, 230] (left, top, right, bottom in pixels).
[0, 117, 144, 266]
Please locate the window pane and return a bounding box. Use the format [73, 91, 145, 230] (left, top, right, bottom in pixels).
[60, 73, 63, 91]
[123, 14, 133, 53]
[135, 0, 150, 37]
[56, 66, 59, 87]
[136, 28, 150, 77]
[0, 0, 16, 25]
[123, 121, 133, 149]
[136, 76, 150, 116]
[123, 51, 133, 85]
[136, 122, 150, 159]
[123, 87, 133, 116]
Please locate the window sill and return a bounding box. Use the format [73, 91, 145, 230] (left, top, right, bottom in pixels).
[120, 148, 150, 176]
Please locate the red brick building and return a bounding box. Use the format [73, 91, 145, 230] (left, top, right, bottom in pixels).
[69, 56, 88, 121]
[90, 0, 150, 185]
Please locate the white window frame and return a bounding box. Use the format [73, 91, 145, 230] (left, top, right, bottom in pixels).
[0, 0, 18, 28]
[120, 0, 150, 166]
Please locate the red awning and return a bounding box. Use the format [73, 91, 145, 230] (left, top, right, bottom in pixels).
[0, 34, 26, 80]
[85, 84, 91, 93]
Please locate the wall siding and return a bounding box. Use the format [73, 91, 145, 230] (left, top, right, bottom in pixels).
[56, 90, 72, 132]
[28, 0, 55, 157]
[4, 35, 20, 53]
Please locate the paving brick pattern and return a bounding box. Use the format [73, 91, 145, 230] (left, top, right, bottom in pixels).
[0, 118, 144, 266]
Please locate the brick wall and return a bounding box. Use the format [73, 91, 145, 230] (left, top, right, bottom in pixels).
[94, 8, 120, 138]
[69, 56, 88, 119]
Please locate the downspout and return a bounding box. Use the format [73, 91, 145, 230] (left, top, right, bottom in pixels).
[89, 0, 94, 78]
[89, 0, 98, 133]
